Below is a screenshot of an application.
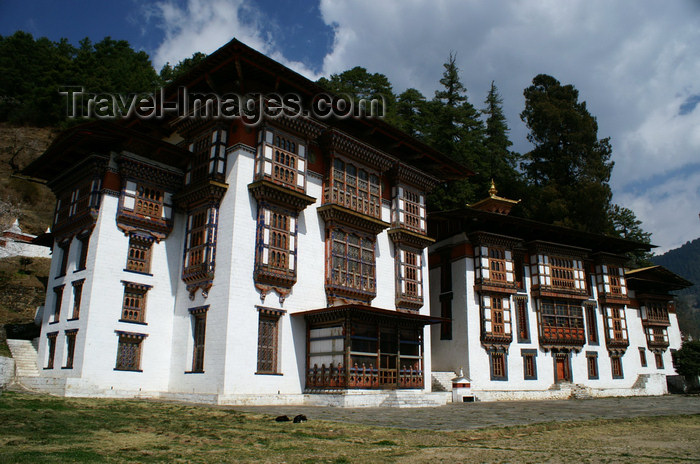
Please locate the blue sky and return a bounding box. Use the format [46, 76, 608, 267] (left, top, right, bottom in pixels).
[1, 0, 699, 253]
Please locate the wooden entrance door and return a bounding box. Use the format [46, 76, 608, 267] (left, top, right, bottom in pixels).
[556, 356, 570, 382]
[379, 330, 398, 388]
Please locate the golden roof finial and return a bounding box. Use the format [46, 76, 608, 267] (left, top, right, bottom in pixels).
[488, 179, 498, 197]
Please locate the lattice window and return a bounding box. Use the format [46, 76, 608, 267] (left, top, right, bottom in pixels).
[125, 236, 153, 273]
[46, 332, 58, 369]
[654, 352, 664, 369]
[516, 297, 529, 342]
[490, 350, 507, 380]
[639, 347, 647, 367]
[121, 282, 150, 323]
[326, 157, 381, 218]
[476, 246, 514, 284]
[122, 181, 173, 221]
[482, 294, 512, 338]
[257, 314, 280, 374]
[54, 179, 101, 228]
[115, 332, 146, 371]
[522, 350, 537, 380]
[255, 128, 306, 192]
[186, 128, 227, 185]
[76, 234, 90, 270]
[256, 206, 296, 279]
[642, 301, 670, 324]
[183, 207, 218, 278]
[393, 186, 426, 233]
[646, 326, 669, 347]
[328, 229, 376, 294]
[64, 330, 77, 369]
[596, 264, 627, 297]
[611, 355, 623, 379]
[57, 240, 70, 276]
[604, 306, 628, 343]
[539, 299, 585, 343]
[586, 352, 598, 379]
[52, 285, 64, 322]
[190, 306, 208, 373]
[586, 304, 599, 344]
[531, 254, 585, 291]
[396, 247, 423, 304]
[71, 280, 84, 320]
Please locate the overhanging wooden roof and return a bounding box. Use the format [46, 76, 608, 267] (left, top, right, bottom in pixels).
[127, 38, 472, 182]
[429, 206, 655, 255]
[23, 121, 191, 182]
[293, 304, 445, 325]
[625, 265, 694, 293]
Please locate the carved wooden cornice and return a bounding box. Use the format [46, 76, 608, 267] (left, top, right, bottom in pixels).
[396, 296, 423, 312]
[597, 295, 631, 306]
[325, 285, 376, 306]
[317, 204, 390, 235]
[527, 241, 590, 260]
[390, 162, 440, 192]
[387, 228, 434, 250]
[320, 129, 394, 172]
[481, 334, 513, 351]
[474, 282, 518, 295]
[469, 231, 523, 250]
[531, 289, 589, 300]
[264, 113, 325, 139]
[53, 213, 99, 241]
[248, 180, 316, 212]
[117, 155, 184, 191]
[48, 155, 109, 194]
[174, 180, 229, 209]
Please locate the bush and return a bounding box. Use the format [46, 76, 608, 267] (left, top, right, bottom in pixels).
[673, 340, 700, 377]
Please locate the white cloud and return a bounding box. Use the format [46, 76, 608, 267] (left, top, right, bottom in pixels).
[146, 0, 320, 78]
[147, 0, 700, 252]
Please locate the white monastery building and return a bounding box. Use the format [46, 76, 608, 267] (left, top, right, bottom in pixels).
[21, 39, 691, 406]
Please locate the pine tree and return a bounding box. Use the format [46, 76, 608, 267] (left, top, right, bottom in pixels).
[520, 74, 614, 232]
[425, 54, 485, 210]
[481, 81, 522, 200]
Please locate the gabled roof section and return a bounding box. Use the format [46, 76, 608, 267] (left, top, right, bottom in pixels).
[429, 206, 655, 255]
[23, 121, 191, 182]
[129, 38, 472, 182]
[625, 265, 694, 292]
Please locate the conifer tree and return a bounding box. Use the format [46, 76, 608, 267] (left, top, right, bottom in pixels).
[425, 54, 485, 211]
[520, 74, 613, 233]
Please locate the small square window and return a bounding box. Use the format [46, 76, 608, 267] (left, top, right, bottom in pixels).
[611, 355, 624, 379]
[115, 332, 147, 371]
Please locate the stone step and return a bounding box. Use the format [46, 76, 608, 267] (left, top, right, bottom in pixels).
[6, 339, 40, 377]
[431, 371, 457, 392]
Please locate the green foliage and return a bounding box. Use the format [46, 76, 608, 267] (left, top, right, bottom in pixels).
[317, 66, 398, 124]
[159, 52, 208, 84]
[481, 81, 524, 202]
[608, 204, 654, 267]
[0, 32, 159, 126]
[520, 74, 614, 233]
[424, 54, 485, 210]
[673, 340, 700, 377]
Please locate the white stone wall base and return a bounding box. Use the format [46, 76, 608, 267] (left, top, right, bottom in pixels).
[472, 374, 669, 401]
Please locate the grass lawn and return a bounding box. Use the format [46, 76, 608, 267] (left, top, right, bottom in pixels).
[0, 391, 699, 463]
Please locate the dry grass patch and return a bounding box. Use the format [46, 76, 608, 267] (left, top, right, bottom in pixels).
[0, 392, 698, 463]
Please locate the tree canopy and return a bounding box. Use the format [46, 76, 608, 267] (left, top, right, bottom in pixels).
[520, 74, 614, 233]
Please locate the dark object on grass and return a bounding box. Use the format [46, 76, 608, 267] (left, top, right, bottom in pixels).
[275, 415, 290, 422]
[293, 414, 307, 423]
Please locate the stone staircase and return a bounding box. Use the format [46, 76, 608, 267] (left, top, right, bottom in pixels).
[431, 371, 456, 392]
[570, 383, 592, 399]
[6, 338, 65, 395]
[378, 390, 451, 408]
[7, 339, 39, 377]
